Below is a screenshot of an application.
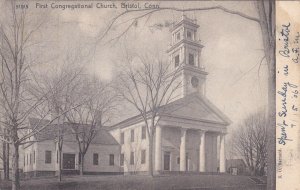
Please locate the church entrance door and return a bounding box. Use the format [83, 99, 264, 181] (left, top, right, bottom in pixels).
[186, 153, 189, 171]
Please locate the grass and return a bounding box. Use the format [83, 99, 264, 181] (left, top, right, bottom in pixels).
[0, 174, 266, 190]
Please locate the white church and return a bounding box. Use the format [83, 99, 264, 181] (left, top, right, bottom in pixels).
[109, 15, 231, 174]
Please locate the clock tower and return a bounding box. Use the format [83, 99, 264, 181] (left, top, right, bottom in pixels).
[167, 15, 208, 99]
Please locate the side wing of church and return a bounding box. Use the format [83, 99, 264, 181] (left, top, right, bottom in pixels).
[109, 15, 231, 174]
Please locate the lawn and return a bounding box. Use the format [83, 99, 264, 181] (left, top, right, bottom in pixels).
[0, 174, 266, 190]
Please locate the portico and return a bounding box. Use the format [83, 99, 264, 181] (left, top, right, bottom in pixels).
[154, 122, 227, 173]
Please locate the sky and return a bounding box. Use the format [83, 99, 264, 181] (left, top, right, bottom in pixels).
[0, 1, 268, 134]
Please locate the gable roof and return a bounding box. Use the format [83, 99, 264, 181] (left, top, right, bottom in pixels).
[111, 92, 231, 129]
[159, 92, 232, 125]
[28, 118, 119, 145]
[69, 123, 119, 145]
[28, 118, 61, 141]
[89, 129, 119, 145]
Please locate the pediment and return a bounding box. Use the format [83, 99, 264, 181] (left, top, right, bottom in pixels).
[161, 93, 231, 125]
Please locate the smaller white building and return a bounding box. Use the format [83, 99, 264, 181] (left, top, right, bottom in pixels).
[22, 118, 121, 177]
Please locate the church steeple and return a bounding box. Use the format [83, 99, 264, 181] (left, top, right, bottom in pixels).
[167, 15, 208, 98]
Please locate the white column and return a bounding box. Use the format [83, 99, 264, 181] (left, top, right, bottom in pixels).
[199, 130, 206, 172]
[219, 133, 226, 173]
[180, 128, 187, 171]
[154, 125, 162, 172]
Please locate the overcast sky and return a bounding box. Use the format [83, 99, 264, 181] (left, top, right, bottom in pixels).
[1, 1, 268, 133]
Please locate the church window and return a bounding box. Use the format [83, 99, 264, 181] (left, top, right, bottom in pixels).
[187, 31, 192, 39]
[141, 149, 146, 164]
[120, 132, 124, 144]
[130, 152, 134, 165]
[93, 153, 99, 165]
[120, 153, 124, 166]
[109, 154, 114, 166]
[176, 32, 180, 40]
[45, 150, 52, 164]
[141, 126, 146, 139]
[191, 76, 199, 88]
[175, 55, 180, 67]
[189, 53, 194, 65]
[130, 129, 135, 142]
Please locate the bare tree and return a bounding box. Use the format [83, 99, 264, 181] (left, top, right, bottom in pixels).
[65, 76, 116, 175]
[0, 1, 48, 189]
[116, 52, 182, 176]
[38, 60, 84, 181]
[0, 1, 86, 188]
[232, 111, 267, 176]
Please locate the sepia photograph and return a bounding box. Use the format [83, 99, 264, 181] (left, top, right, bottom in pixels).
[0, 0, 291, 190]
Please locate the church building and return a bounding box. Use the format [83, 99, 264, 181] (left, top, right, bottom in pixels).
[109, 15, 231, 174]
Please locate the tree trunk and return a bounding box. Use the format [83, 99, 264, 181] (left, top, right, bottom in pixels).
[256, 1, 275, 189]
[5, 143, 9, 180]
[148, 135, 154, 177]
[80, 154, 84, 176]
[58, 149, 62, 182]
[2, 141, 7, 180]
[2, 134, 9, 180]
[249, 165, 255, 176]
[11, 143, 20, 190]
[57, 115, 63, 182]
